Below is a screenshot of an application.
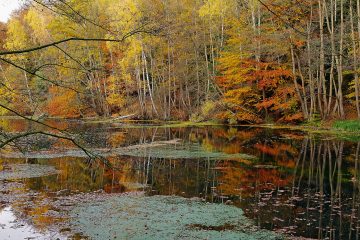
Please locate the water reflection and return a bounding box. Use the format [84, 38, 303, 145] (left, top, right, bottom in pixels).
[0, 121, 360, 239]
[0, 206, 64, 239]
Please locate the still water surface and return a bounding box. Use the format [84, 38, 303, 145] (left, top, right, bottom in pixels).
[0, 119, 359, 239]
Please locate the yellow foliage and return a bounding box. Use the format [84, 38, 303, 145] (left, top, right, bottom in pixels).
[25, 7, 51, 44]
[4, 19, 29, 51]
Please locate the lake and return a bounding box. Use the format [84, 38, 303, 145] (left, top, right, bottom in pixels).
[0, 119, 359, 239]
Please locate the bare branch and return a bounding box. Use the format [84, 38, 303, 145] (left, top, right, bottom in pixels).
[0, 30, 154, 56]
[0, 102, 67, 133]
[256, 0, 307, 36]
[0, 57, 84, 94]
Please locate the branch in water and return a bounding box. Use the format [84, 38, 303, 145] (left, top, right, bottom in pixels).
[0, 104, 113, 168]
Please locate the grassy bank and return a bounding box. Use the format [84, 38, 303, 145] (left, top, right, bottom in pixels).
[111, 120, 360, 140]
[2, 114, 360, 139]
[240, 120, 360, 141]
[332, 120, 360, 132]
[56, 117, 360, 137]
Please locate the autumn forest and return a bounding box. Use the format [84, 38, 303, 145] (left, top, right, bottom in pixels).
[1, 0, 360, 124]
[2, 1, 360, 239]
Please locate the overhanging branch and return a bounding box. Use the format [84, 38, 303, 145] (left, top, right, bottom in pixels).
[0, 29, 153, 56]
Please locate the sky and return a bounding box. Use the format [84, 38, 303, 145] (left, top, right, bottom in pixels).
[0, 0, 23, 23]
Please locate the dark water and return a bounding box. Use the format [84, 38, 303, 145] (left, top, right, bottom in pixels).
[0, 119, 359, 239]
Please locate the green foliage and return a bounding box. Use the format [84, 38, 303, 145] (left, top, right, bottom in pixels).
[302, 114, 322, 127]
[333, 120, 360, 132]
[190, 101, 218, 122]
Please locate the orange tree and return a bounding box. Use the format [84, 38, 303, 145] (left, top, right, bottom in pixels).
[216, 1, 301, 123]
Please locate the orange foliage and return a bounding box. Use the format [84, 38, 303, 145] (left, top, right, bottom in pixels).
[217, 162, 293, 197]
[255, 143, 297, 157]
[217, 54, 298, 123]
[46, 86, 80, 118]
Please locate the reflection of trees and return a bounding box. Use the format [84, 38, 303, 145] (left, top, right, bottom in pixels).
[26, 157, 107, 193]
[237, 137, 360, 239]
[110, 156, 217, 198]
[188, 128, 360, 239]
[1, 125, 360, 239]
[1, 182, 64, 235]
[306, 139, 360, 240]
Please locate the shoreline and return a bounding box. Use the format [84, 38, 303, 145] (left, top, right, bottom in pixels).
[1, 116, 360, 137]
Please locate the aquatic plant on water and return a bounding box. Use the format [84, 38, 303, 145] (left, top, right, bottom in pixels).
[70, 194, 283, 240]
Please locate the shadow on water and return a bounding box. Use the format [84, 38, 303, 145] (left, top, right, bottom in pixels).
[0, 119, 359, 239]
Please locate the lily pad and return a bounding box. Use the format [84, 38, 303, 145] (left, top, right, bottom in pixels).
[0, 164, 58, 180]
[70, 195, 282, 240]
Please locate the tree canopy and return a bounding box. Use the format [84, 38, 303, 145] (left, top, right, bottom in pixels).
[1, 0, 360, 123]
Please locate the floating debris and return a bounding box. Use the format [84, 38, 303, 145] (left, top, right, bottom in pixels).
[0, 164, 58, 180]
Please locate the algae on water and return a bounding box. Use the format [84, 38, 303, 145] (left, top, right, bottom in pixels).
[0, 164, 58, 180]
[70, 195, 282, 240]
[116, 143, 257, 160]
[0, 140, 257, 161]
